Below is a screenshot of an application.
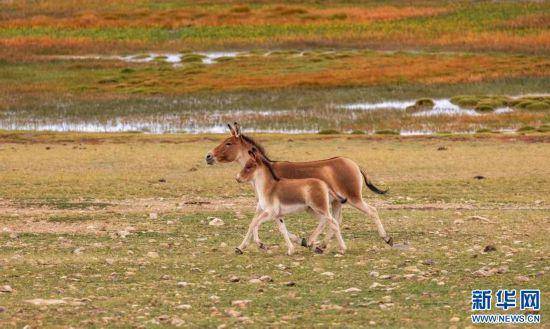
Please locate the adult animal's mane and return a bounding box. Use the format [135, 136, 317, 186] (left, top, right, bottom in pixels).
[241, 134, 273, 162]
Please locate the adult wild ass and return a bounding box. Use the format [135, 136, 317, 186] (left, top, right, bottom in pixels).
[235, 148, 348, 255]
[205, 123, 393, 249]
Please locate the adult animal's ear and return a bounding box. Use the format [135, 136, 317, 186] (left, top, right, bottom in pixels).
[228, 123, 236, 137]
[233, 122, 241, 137]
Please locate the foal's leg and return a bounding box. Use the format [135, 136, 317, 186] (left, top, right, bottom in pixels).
[325, 215, 347, 254]
[252, 206, 304, 249]
[236, 211, 271, 254]
[319, 200, 342, 249]
[251, 204, 267, 249]
[274, 218, 295, 255]
[307, 214, 327, 249]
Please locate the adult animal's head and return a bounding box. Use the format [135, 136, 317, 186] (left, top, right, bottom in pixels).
[205, 122, 270, 166]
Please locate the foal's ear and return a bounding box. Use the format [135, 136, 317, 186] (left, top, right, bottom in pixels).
[248, 147, 259, 159]
[228, 123, 236, 137]
[233, 122, 241, 137]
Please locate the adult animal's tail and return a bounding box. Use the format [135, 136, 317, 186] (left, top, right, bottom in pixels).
[360, 168, 388, 195]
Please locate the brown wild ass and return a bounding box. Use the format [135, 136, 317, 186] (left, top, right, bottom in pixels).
[205, 123, 393, 250]
[235, 148, 348, 255]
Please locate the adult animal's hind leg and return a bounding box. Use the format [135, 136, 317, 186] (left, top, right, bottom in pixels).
[349, 198, 393, 246]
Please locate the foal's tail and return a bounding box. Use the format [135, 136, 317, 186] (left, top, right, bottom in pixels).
[328, 188, 347, 204]
[360, 168, 388, 195]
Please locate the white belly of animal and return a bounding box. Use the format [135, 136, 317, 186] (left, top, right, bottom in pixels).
[279, 203, 308, 215]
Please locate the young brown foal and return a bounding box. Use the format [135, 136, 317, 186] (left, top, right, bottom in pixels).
[206, 123, 393, 250]
[235, 149, 347, 255]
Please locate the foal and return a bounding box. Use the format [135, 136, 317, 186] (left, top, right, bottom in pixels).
[235, 149, 347, 255]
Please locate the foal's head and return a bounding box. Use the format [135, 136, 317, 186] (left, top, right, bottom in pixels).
[205, 122, 270, 165]
[236, 148, 279, 183]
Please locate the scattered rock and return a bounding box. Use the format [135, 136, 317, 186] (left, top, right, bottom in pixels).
[157, 314, 170, 322]
[259, 275, 273, 282]
[25, 298, 86, 306]
[170, 317, 184, 327]
[483, 245, 497, 252]
[208, 217, 224, 226]
[450, 316, 460, 322]
[116, 230, 130, 238]
[149, 212, 158, 220]
[0, 285, 12, 293]
[369, 271, 379, 278]
[177, 281, 189, 287]
[381, 295, 392, 303]
[344, 287, 362, 293]
[176, 304, 191, 310]
[467, 215, 494, 224]
[403, 265, 420, 273]
[422, 259, 435, 266]
[320, 271, 334, 277]
[320, 304, 343, 311]
[474, 175, 485, 180]
[158, 178, 166, 183]
[231, 300, 251, 309]
[73, 247, 85, 254]
[0, 306, 5, 313]
[225, 309, 242, 318]
[283, 281, 296, 287]
[369, 282, 382, 289]
[228, 275, 240, 283]
[515, 275, 530, 282]
[146, 251, 159, 258]
[248, 278, 262, 284]
[437, 146, 448, 151]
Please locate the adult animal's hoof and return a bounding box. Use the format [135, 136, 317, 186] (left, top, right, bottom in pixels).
[314, 246, 324, 254]
[259, 243, 268, 251]
[301, 238, 308, 248]
[385, 236, 394, 247]
[235, 247, 243, 255]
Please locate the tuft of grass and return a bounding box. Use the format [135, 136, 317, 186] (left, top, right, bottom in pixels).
[180, 54, 205, 63]
[375, 129, 399, 135]
[517, 125, 535, 132]
[230, 5, 251, 14]
[317, 129, 340, 135]
[450, 95, 481, 107]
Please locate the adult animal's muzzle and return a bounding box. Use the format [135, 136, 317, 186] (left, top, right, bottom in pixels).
[205, 153, 215, 165]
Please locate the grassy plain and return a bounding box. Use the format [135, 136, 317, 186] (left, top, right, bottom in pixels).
[1, 1, 548, 54]
[0, 132, 549, 327]
[1, 0, 549, 133]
